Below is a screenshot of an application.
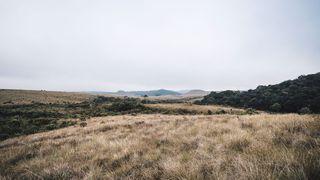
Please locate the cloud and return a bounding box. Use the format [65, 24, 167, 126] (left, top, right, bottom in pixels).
[0, 0, 319, 91]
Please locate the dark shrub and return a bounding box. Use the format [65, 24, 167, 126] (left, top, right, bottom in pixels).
[270, 103, 282, 112]
[109, 99, 145, 112]
[245, 108, 256, 115]
[46, 124, 57, 130]
[80, 117, 86, 121]
[80, 122, 87, 127]
[217, 109, 226, 114]
[299, 107, 312, 114]
[92, 96, 120, 104]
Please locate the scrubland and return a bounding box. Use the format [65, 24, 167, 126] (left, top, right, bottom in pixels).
[1, 114, 319, 179]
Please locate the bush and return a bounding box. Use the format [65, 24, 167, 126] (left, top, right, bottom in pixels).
[299, 107, 311, 114]
[109, 99, 145, 112]
[46, 124, 57, 130]
[80, 117, 86, 121]
[270, 103, 282, 112]
[92, 96, 120, 104]
[246, 108, 256, 115]
[217, 109, 226, 114]
[80, 122, 87, 127]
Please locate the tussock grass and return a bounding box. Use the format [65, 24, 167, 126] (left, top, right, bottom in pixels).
[0, 114, 319, 179]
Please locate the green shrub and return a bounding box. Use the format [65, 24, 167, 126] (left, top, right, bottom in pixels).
[217, 109, 226, 114]
[46, 124, 57, 130]
[245, 108, 256, 115]
[270, 103, 282, 112]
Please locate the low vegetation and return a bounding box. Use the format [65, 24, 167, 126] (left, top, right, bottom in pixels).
[1, 114, 319, 179]
[0, 96, 257, 140]
[0, 96, 138, 140]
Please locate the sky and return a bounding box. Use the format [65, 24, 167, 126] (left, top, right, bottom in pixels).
[0, 0, 319, 92]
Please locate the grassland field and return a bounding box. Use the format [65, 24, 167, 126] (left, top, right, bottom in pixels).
[0, 90, 319, 179]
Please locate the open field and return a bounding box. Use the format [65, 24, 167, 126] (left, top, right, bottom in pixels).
[0, 89, 94, 105]
[1, 114, 319, 179]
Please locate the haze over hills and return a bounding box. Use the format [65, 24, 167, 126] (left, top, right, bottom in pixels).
[87, 89, 209, 97]
[182, 89, 210, 96]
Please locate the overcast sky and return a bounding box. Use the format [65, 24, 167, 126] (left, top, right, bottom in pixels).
[0, 0, 319, 91]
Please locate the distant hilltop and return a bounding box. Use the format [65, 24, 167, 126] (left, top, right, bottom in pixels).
[182, 89, 209, 96]
[87, 89, 209, 97]
[115, 89, 181, 97]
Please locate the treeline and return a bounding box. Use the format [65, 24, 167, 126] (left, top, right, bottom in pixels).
[199, 73, 320, 113]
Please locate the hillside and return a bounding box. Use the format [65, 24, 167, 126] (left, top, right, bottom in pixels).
[200, 72, 320, 113]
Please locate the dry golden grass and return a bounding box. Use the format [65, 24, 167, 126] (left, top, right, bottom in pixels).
[0, 89, 93, 105]
[1, 114, 319, 179]
[146, 103, 247, 114]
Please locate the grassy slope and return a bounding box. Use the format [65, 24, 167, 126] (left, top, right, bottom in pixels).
[1, 114, 319, 179]
[0, 89, 93, 105]
[0, 93, 249, 140]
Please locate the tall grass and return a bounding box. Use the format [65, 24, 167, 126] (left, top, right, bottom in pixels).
[0, 114, 319, 179]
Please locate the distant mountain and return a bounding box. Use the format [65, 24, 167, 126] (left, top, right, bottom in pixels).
[89, 89, 181, 97]
[177, 90, 190, 94]
[199, 72, 320, 113]
[183, 89, 209, 96]
[88, 89, 211, 97]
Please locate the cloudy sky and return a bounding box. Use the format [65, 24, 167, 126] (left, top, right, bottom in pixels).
[0, 0, 319, 91]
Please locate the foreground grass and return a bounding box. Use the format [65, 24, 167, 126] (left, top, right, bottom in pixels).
[0, 114, 319, 179]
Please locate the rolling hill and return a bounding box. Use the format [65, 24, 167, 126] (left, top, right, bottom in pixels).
[200, 72, 320, 113]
